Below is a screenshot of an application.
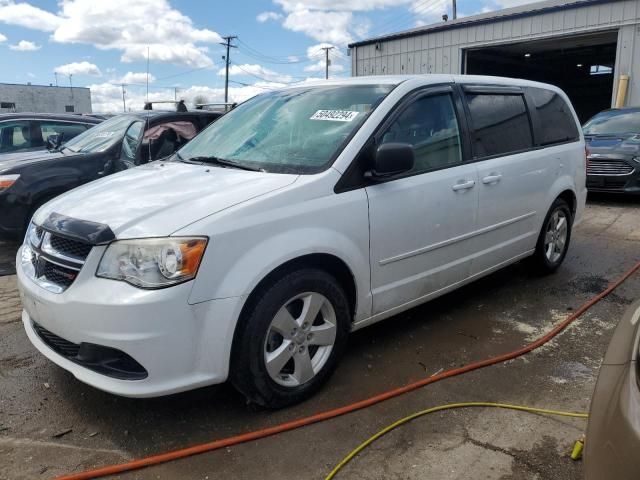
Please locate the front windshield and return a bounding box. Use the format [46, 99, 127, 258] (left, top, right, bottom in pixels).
[178, 84, 394, 173]
[583, 109, 640, 136]
[64, 115, 141, 153]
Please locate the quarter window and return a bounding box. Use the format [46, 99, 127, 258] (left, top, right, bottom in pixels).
[527, 88, 579, 146]
[466, 93, 533, 158]
[380, 93, 462, 174]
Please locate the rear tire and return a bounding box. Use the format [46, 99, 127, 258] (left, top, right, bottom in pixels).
[530, 198, 572, 274]
[230, 268, 350, 409]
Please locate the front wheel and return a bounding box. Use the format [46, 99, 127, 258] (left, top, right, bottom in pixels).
[231, 269, 350, 409]
[530, 198, 572, 274]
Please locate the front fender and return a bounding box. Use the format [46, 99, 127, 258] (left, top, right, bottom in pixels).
[186, 186, 372, 323]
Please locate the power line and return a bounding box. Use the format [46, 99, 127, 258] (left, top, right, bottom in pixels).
[365, 0, 448, 39]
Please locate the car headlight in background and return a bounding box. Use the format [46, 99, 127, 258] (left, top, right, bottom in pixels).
[96, 237, 208, 289]
[0, 174, 20, 192]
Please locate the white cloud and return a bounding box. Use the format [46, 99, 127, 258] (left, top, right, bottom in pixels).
[303, 43, 346, 74]
[256, 11, 283, 22]
[117, 72, 156, 84]
[275, 0, 410, 11]
[218, 63, 294, 84]
[0, 0, 220, 68]
[54, 61, 102, 77]
[283, 9, 356, 45]
[0, 1, 62, 31]
[9, 39, 40, 51]
[0, 32, 5, 42]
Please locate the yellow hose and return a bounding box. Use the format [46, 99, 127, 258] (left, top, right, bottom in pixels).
[324, 402, 588, 480]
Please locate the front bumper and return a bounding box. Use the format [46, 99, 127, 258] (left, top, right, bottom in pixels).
[17, 245, 245, 397]
[586, 168, 640, 194]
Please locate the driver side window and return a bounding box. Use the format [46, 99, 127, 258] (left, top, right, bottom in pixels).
[120, 121, 144, 162]
[380, 93, 462, 174]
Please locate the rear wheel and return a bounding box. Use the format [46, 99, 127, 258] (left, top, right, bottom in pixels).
[531, 198, 572, 274]
[231, 269, 350, 409]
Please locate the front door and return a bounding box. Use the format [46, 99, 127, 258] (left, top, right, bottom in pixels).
[366, 88, 479, 315]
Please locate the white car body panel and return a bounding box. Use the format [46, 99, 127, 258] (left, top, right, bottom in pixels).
[16, 74, 587, 397]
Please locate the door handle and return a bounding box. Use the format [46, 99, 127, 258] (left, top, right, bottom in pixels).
[482, 174, 502, 184]
[452, 180, 476, 191]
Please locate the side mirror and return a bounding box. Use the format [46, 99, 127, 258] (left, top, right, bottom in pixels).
[365, 143, 414, 181]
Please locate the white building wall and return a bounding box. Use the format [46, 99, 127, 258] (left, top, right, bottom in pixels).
[351, 0, 640, 107]
[0, 84, 92, 113]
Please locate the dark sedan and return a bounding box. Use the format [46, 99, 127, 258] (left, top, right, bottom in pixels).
[0, 113, 103, 155]
[584, 107, 640, 194]
[0, 110, 221, 237]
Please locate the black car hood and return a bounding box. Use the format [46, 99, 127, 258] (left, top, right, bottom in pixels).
[584, 133, 640, 157]
[0, 150, 73, 172]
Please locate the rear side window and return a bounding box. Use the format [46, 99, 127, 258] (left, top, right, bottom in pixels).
[527, 88, 579, 145]
[38, 122, 89, 143]
[465, 93, 533, 158]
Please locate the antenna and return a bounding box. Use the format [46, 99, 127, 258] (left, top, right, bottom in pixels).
[146, 46, 150, 102]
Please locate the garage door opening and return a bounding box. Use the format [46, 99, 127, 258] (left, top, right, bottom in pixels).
[464, 32, 617, 123]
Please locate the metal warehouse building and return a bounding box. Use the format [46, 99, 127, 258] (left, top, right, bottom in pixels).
[0, 83, 92, 114]
[348, 0, 640, 122]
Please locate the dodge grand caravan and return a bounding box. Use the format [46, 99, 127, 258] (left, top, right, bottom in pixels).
[17, 75, 586, 408]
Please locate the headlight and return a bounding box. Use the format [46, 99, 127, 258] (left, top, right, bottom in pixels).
[0, 174, 20, 192]
[96, 237, 207, 289]
[632, 156, 640, 164]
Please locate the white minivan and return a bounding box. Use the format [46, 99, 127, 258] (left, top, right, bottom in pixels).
[17, 75, 586, 407]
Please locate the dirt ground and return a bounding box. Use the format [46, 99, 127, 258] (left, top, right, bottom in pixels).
[0, 194, 639, 480]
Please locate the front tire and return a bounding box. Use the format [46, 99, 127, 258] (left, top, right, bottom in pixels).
[531, 198, 572, 274]
[231, 268, 350, 409]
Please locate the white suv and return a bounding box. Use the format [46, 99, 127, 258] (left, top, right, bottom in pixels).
[16, 75, 586, 408]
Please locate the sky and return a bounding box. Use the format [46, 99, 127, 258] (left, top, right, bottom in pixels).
[0, 0, 534, 112]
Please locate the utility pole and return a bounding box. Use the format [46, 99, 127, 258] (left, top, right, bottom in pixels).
[121, 84, 126, 112]
[452, 0, 457, 19]
[54, 72, 58, 87]
[68, 74, 74, 99]
[220, 35, 237, 103]
[174, 87, 178, 101]
[321, 46, 334, 80]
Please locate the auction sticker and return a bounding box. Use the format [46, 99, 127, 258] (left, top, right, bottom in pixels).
[310, 110, 359, 122]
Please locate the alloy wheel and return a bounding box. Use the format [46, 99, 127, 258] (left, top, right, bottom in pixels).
[263, 292, 337, 387]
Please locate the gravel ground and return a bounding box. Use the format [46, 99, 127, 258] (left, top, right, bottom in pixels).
[0, 193, 638, 480]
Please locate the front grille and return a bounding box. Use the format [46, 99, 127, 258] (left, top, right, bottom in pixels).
[32, 321, 148, 380]
[587, 158, 635, 176]
[587, 178, 628, 191]
[42, 261, 78, 288]
[24, 229, 89, 293]
[32, 321, 80, 357]
[50, 235, 92, 260]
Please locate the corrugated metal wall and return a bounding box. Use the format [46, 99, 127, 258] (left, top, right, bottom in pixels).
[351, 0, 640, 106]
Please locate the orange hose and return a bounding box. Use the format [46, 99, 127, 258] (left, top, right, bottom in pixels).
[56, 259, 640, 480]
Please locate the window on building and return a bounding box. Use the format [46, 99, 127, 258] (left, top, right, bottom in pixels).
[380, 93, 462, 174]
[65, 105, 75, 112]
[465, 93, 533, 158]
[590, 65, 612, 75]
[527, 88, 579, 146]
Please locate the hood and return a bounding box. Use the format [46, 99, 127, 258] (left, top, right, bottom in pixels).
[584, 133, 640, 157]
[0, 150, 66, 172]
[34, 161, 299, 238]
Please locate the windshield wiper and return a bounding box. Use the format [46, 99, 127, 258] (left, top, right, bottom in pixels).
[180, 154, 264, 172]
